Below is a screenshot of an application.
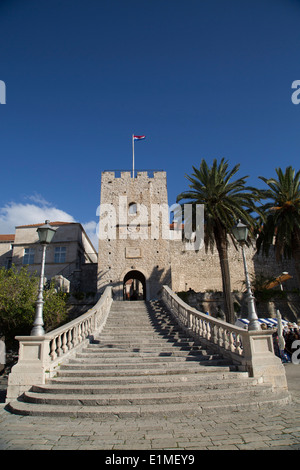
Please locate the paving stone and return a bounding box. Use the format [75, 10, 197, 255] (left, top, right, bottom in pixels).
[1, 310, 300, 450]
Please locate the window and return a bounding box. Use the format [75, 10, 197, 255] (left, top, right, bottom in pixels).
[23, 248, 35, 265]
[54, 246, 66, 263]
[128, 202, 137, 215]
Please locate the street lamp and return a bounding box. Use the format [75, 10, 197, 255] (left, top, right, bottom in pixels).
[31, 220, 57, 336]
[232, 220, 261, 331]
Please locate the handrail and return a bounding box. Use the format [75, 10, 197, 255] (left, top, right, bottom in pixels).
[162, 285, 247, 359]
[6, 286, 113, 401]
[44, 286, 113, 362]
[161, 285, 288, 391]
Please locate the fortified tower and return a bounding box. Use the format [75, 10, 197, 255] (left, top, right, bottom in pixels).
[97, 170, 171, 300]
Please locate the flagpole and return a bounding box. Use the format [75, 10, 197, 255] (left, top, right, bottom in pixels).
[132, 134, 135, 179]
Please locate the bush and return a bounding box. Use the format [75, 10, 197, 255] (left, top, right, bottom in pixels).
[0, 265, 68, 349]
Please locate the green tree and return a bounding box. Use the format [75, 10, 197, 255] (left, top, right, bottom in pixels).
[0, 265, 68, 349]
[256, 166, 300, 289]
[177, 158, 259, 324]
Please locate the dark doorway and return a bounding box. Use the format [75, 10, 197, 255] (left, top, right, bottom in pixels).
[123, 270, 146, 300]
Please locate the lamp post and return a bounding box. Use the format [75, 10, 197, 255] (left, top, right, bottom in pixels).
[232, 220, 261, 331]
[31, 220, 57, 336]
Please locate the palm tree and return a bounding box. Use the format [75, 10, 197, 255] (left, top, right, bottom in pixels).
[256, 166, 300, 289]
[177, 158, 258, 324]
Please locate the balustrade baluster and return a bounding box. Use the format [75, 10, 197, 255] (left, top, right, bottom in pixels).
[213, 325, 219, 344]
[198, 318, 203, 337]
[214, 327, 219, 347]
[50, 338, 57, 361]
[77, 324, 81, 343]
[209, 322, 215, 343]
[82, 321, 87, 340]
[86, 318, 90, 336]
[56, 335, 62, 357]
[72, 326, 78, 347]
[229, 331, 235, 353]
[192, 315, 196, 334]
[235, 334, 243, 355]
[223, 329, 229, 350]
[62, 331, 67, 353]
[219, 327, 224, 348]
[206, 322, 211, 341]
[195, 317, 200, 336]
[202, 320, 207, 339]
[67, 329, 72, 350]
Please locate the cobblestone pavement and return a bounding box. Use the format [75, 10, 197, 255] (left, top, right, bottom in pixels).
[0, 363, 299, 451]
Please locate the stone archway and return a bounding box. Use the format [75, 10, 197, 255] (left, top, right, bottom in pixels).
[123, 270, 146, 301]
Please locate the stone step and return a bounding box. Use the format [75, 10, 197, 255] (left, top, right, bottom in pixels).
[90, 339, 203, 348]
[98, 328, 184, 335]
[32, 376, 260, 395]
[71, 353, 224, 363]
[8, 391, 290, 418]
[96, 335, 192, 342]
[59, 359, 232, 375]
[49, 370, 250, 386]
[22, 384, 274, 406]
[56, 364, 234, 377]
[86, 342, 205, 351]
[78, 348, 214, 357]
[7, 299, 290, 418]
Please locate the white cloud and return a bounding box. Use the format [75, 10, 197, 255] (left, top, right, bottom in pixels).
[24, 193, 52, 207]
[0, 198, 76, 234]
[0, 195, 99, 252]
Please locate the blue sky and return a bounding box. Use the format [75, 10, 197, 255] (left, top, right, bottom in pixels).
[0, 0, 300, 249]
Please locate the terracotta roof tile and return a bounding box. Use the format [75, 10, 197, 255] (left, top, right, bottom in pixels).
[0, 234, 15, 241]
[16, 221, 75, 228]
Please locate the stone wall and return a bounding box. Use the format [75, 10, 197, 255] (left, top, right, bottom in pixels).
[170, 240, 298, 293]
[180, 290, 300, 323]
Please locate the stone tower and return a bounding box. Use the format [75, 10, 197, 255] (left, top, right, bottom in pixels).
[97, 170, 171, 300]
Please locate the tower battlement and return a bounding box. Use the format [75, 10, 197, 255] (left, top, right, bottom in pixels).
[101, 170, 166, 181]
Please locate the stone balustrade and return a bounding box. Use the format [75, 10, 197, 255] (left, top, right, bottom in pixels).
[6, 286, 113, 402]
[162, 285, 289, 392]
[6, 284, 289, 403]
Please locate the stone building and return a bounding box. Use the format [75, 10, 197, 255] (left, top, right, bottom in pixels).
[97, 169, 298, 302]
[0, 222, 98, 293]
[0, 234, 15, 269]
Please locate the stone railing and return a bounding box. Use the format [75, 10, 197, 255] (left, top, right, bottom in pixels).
[6, 286, 113, 402]
[162, 286, 288, 391]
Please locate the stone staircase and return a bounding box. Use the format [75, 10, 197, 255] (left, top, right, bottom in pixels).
[8, 300, 289, 417]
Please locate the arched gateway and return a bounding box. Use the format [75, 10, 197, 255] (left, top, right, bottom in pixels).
[123, 270, 146, 300]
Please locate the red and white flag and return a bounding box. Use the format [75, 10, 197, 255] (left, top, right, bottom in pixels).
[133, 135, 146, 141]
